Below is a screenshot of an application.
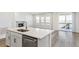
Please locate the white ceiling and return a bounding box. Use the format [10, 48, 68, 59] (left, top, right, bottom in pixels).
[28, 12, 48, 14]
[18, 12, 50, 15]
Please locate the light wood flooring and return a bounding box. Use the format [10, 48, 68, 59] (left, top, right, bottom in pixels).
[0, 31, 79, 47]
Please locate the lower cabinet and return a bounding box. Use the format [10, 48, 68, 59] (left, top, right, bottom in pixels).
[11, 34, 17, 47]
[10, 32, 22, 47]
[6, 31, 22, 47]
[6, 31, 11, 46]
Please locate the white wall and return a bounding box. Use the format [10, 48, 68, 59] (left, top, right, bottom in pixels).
[52, 13, 59, 30]
[72, 12, 76, 32]
[0, 12, 14, 28]
[0, 12, 15, 39]
[75, 13, 79, 32]
[73, 12, 79, 33]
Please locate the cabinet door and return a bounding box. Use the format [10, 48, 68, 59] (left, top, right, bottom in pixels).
[11, 32, 17, 47]
[15, 33, 22, 47]
[6, 31, 11, 46]
[11, 32, 22, 47]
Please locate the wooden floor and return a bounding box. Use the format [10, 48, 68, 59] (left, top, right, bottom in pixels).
[0, 38, 6, 47]
[54, 31, 79, 47]
[0, 31, 79, 47]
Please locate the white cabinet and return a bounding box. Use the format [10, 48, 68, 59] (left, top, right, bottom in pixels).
[11, 32, 22, 47]
[16, 33, 22, 47]
[6, 31, 11, 46]
[6, 30, 22, 47]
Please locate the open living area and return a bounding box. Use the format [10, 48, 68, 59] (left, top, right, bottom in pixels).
[0, 12, 79, 47]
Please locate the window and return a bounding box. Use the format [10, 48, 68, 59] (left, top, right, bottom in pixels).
[35, 16, 51, 24]
[41, 17, 44, 23]
[59, 15, 65, 23]
[59, 15, 72, 31]
[46, 16, 50, 23]
[59, 15, 72, 24]
[36, 16, 40, 23]
[66, 15, 72, 23]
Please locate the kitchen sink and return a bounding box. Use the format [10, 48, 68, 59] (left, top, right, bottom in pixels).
[17, 29, 29, 32]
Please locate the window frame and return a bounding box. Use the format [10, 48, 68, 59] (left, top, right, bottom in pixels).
[59, 14, 72, 30]
[35, 15, 51, 25]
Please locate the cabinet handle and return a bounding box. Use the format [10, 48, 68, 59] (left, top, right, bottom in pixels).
[14, 38, 16, 43]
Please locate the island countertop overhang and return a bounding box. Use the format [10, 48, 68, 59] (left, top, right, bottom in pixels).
[7, 27, 54, 39]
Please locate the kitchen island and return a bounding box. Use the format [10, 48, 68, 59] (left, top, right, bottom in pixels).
[6, 27, 57, 47]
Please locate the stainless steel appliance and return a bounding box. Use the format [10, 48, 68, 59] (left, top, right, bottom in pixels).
[22, 35, 37, 47]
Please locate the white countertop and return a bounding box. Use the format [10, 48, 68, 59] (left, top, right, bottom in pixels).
[7, 27, 54, 39]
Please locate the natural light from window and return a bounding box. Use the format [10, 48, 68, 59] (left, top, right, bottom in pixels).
[41, 17, 44, 23]
[36, 16, 40, 23]
[59, 15, 72, 31]
[46, 16, 50, 23]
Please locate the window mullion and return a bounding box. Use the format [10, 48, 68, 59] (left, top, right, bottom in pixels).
[65, 15, 66, 24]
[39, 16, 41, 24]
[44, 16, 46, 24]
